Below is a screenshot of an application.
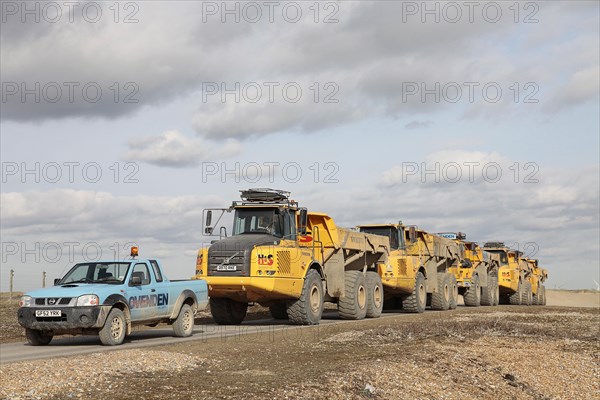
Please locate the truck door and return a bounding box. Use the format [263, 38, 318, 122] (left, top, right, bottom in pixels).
[149, 259, 173, 317]
[126, 262, 158, 321]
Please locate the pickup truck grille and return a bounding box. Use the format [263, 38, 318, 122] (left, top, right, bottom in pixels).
[208, 249, 248, 276]
[34, 297, 73, 306]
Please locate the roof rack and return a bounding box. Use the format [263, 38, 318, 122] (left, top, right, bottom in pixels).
[483, 241, 505, 248]
[235, 188, 299, 208]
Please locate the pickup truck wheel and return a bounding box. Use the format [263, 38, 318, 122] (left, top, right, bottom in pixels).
[431, 272, 451, 310]
[463, 274, 481, 307]
[25, 328, 53, 346]
[338, 271, 368, 320]
[99, 308, 126, 346]
[173, 303, 194, 337]
[287, 269, 324, 325]
[269, 302, 289, 320]
[365, 271, 383, 318]
[448, 274, 458, 310]
[402, 272, 427, 313]
[210, 298, 248, 325]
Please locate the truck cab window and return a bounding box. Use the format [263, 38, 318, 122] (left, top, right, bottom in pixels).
[131, 263, 151, 285]
[150, 260, 163, 282]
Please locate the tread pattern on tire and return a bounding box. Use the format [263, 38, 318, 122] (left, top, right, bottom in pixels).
[402, 272, 426, 313]
[481, 275, 495, 306]
[431, 272, 450, 310]
[522, 281, 533, 305]
[99, 307, 126, 346]
[365, 271, 383, 318]
[448, 274, 458, 310]
[464, 274, 481, 307]
[509, 281, 523, 305]
[338, 271, 368, 320]
[287, 269, 323, 325]
[173, 303, 194, 337]
[210, 297, 248, 325]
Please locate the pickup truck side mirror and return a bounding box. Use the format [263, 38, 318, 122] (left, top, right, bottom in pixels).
[53, 278, 61, 286]
[130, 276, 142, 286]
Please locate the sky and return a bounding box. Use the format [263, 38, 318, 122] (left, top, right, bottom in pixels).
[1, 0, 599, 291]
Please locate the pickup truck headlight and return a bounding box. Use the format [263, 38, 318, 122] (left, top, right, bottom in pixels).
[76, 295, 99, 306]
[19, 296, 32, 307]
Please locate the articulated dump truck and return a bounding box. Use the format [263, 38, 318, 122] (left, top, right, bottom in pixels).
[526, 259, 548, 305]
[194, 189, 390, 325]
[439, 233, 501, 307]
[482, 242, 537, 305]
[357, 223, 462, 313]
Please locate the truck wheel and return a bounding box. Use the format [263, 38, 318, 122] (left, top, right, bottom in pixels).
[402, 272, 427, 313]
[509, 281, 523, 305]
[448, 274, 458, 310]
[523, 281, 533, 305]
[365, 271, 383, 318]
[287, 269, 324, 325]
[338, 271, 368, 320]
[99, 308, 126, 346]
[464, 274, 481, 307]
[173, 303, 194, 337]
[431, 272, 451, 310]
[25, 328, 53, 346]
[540, 285, 546, 305]
[269, 302, 289, 320]
[210, 298, 248, 325]
[480, 276, 495, 306]
[493, 277, 500, 306]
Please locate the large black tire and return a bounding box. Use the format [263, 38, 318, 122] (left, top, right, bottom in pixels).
[365, 271, 384, 318]
[173, 303, 194, 337]
[99, 308, 126, 346]
[491, 277, 500, 306]
[540, 285, 546, 305]
[25, 328, 53, 346]
[338, 271, 368, 320]
[481, 276, 495, 306]
[448, 274, 458, 310]
[269, 302, 289, 320]
[431, 273, 451, 310]
[464, 274, 481, 307]
[287, 269, 324, 325]
[210, 298, 248, 325]
[522, 281, 533, 305]
[402, 272, 427, 313]
[509, 280, 523, 305]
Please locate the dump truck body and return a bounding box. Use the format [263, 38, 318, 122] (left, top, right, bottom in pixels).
[195, 189, 390, 324]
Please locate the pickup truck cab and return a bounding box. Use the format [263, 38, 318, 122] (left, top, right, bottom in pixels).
[18, 249, 208, 346]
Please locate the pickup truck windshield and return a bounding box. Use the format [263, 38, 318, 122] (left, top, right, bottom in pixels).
[59, 262, 131, 284]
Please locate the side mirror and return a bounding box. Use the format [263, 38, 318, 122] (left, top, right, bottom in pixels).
[205, 227, 214, 235]
[408, 226, 417, 243]
[298, 208, 308, 235]
[206, 210, 213, 227]
[130, 276, 142, 286]
[53, 278, 61, 286]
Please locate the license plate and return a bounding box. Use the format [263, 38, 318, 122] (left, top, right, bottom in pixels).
[35, 310, 61, 317]
[216, 265, 237, 271]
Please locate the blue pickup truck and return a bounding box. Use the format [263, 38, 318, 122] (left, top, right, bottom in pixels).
[17, 249, 208, 346]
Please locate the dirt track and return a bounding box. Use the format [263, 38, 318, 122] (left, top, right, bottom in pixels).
[1, 291, 599, 399]
[546, 289, 599, 308]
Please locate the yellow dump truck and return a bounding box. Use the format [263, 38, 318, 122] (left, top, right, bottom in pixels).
[482, 242, 533, 305]
[526, 259, 548, 305]
[194, 189, 390, 325]
[439, 233, 500, 307]
[357, 223, 461, 313]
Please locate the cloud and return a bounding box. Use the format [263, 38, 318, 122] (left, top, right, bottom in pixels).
[124, 131, 242, 167]
[2, 2, 597, 138]
[404, 120, 433, 130]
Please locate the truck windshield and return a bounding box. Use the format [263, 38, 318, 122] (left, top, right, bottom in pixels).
[360, 227, 400, 249]
[233, 208, 285, 238]
[484, 250, 508, 265]
[59, 262, 131, 284]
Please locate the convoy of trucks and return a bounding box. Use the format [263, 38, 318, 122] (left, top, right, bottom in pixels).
[18, 188, 549, 344]
[194, 189, 549, 325]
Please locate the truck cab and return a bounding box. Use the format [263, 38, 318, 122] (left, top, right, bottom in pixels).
[18, 248, 208, 346]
